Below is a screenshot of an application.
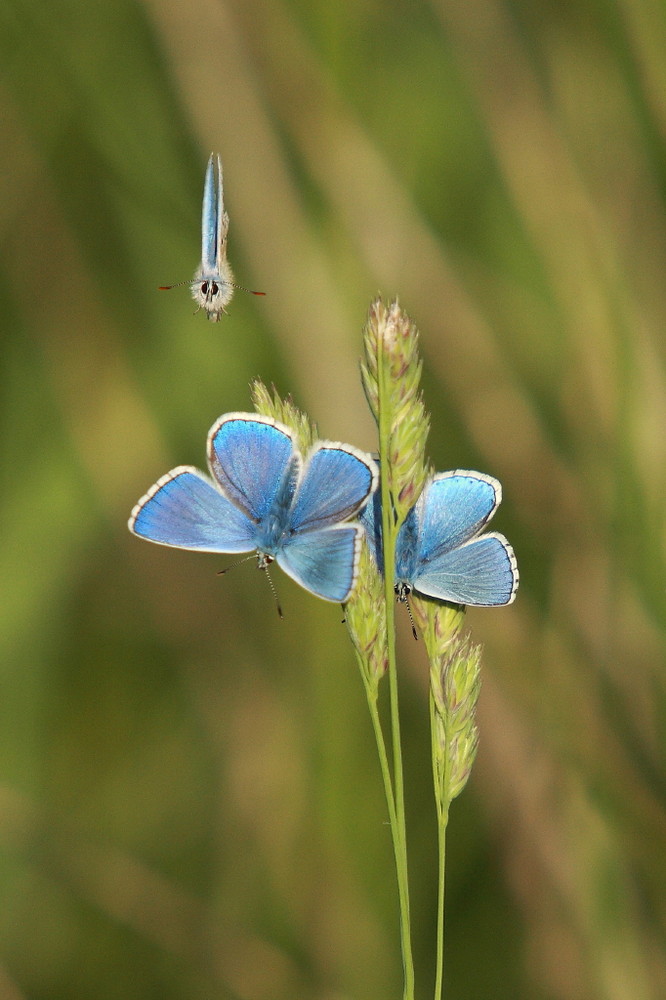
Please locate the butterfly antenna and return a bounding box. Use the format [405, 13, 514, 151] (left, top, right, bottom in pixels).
[230, 281, 266, 297]
[158, 280, 192, 290]
[217, 554, 256, 576]
[263, 565, 283, 619]
[403, 594, 419, 641]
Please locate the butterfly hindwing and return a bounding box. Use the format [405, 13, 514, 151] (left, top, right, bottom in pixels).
[214, 155, 230, 273]
[278, 524, 362, 602]
[412, 532, 518, 606]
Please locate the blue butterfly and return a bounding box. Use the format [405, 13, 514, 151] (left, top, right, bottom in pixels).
[160, 154, 265, 320]
[361, 471, 518, 607]
[129, 413, 378, 603]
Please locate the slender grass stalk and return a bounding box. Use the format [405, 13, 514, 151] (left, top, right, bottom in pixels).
[422, 606, 456, 1000]
[354, 298, 430, 998]
[353, 648, 399, 845]
[415, 598, 481, 1000]
[430, 689, 450, 1000]
[376, 336, 414, 1000]
[346, 539, 413, 994]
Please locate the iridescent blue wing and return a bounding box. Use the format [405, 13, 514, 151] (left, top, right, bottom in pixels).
[416, 471, 501, 558]
[411, 532, 518, 606]
[200, 153, 218, 273]
[128, 467, 257, 552]
[277, 525, 362, 602]
[290, 444, 378, 532]
[358, 489, 383, 570]
[407, 471, 516, 605]
[207, 413, 299, 523]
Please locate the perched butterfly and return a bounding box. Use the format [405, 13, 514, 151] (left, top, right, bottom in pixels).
[361, 471, 518, 607]
[160, 154, 265, 320]
[129, 413, 378, 603]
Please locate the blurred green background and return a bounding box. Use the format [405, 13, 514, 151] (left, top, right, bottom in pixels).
[1, 0, 665, 997]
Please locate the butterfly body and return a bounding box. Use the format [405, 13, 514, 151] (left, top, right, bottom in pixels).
[129, 414, 378, 603]
[189, 154, 233, 320]
[160, 154, 265, 319]
[394, 509, 420, 585]
[190, 153, 234, 320]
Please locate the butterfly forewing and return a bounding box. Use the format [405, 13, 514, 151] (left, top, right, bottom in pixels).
[208, 414, 299, 523]
[128, 467, 256, 552]
[290, 445, 378, 532]
[200, 154, 219, 273]
[416, 472, 501, 561]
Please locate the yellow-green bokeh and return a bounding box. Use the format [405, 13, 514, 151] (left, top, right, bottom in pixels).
[1, 0, 665, 997]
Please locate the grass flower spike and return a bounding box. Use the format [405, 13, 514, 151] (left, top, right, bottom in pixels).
[345, 540, 388, 687]
[250, 378, 317, 456]
[360, 298, 430, 520]
[348, 298, 518, 1000]
[430, 628, 482, 802]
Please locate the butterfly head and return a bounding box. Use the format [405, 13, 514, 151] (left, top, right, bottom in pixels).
[256, 552, 275, 571]
[191, 267, 235, 321]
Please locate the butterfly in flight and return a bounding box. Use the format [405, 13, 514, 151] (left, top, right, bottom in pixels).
[129, 413, 378, 604]
[160, 154, 265, 320]
[361, 471, 518, 608]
